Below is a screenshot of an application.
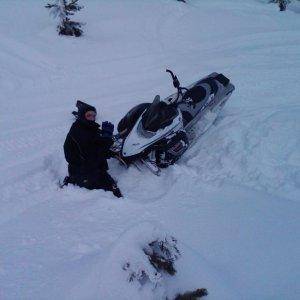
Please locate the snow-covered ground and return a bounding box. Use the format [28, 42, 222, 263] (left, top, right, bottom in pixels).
[0, 0, 299, 299]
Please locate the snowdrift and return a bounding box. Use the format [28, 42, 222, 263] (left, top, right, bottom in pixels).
[0, 0, 299, 299]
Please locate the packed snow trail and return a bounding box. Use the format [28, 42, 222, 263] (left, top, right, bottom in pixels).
[0, 0, 299, 299]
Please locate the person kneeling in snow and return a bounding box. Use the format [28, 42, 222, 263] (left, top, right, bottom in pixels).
[63, 101, 122, 198]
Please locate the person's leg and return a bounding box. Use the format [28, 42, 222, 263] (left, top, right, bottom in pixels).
[99, 171, 123, 198]
[67, 165, 85, 187]
[84, 171, 123, 198]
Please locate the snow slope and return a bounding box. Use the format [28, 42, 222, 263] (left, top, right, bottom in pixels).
[0, 0, 299, 299]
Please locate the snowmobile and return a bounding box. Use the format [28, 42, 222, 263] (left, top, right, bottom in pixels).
[112, 69, 235, 175]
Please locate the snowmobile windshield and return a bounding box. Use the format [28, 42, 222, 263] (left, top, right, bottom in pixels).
[141, 97, 178, 132]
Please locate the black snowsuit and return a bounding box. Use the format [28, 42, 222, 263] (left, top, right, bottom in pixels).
[64, 118, 116, 191]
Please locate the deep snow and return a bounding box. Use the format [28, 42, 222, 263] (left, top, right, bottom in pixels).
[0, 0, 299, 299]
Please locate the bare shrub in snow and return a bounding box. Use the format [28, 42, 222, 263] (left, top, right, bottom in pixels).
[45, 0, 84, 36]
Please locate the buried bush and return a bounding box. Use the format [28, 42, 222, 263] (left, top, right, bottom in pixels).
[123, 235, 208, 299]
[122, 236, 179, 288]
[143, 236, 180, 275]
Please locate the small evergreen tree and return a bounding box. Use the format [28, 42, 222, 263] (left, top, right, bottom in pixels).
[46, 0, 84, 37]
[269, 0, 291, 11]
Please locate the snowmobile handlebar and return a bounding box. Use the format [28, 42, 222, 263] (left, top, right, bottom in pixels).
[166, 69, 180, 89]
[166, 69, 188, 103]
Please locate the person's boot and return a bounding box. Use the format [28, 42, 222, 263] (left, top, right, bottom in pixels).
[59, 176, 70, 188]
[112, 184, 123, 198]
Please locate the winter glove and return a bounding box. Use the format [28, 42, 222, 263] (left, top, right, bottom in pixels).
[107, 149, 117, 158]
[102, 121, 114, 138]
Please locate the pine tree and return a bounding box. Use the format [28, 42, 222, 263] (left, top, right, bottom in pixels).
[269, 0, 291, 11]
[46, 0, 84, 37]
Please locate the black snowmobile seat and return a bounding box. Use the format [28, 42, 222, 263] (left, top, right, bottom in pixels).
[194, 74, 229, 95]
[198, 77, 218, 94]
[183, 85, 207, 104]
[215, 73, 230, 86]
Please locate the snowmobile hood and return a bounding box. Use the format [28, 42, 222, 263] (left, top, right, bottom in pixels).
[122, 110, 183, 158]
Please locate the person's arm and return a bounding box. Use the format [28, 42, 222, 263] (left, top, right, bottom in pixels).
[95, 122, 114, 158]
[64, 128, 86, 166]
[95, 135, 114, 158]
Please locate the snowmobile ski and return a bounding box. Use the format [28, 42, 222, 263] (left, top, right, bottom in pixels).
[141, 158, 161, 176]
[132, 159, 161, 176]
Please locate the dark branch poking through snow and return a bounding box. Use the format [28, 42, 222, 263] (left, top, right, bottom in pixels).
[174, 288, 208, 300]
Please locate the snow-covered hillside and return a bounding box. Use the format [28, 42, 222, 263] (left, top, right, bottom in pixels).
[0, 0, 299, 299]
